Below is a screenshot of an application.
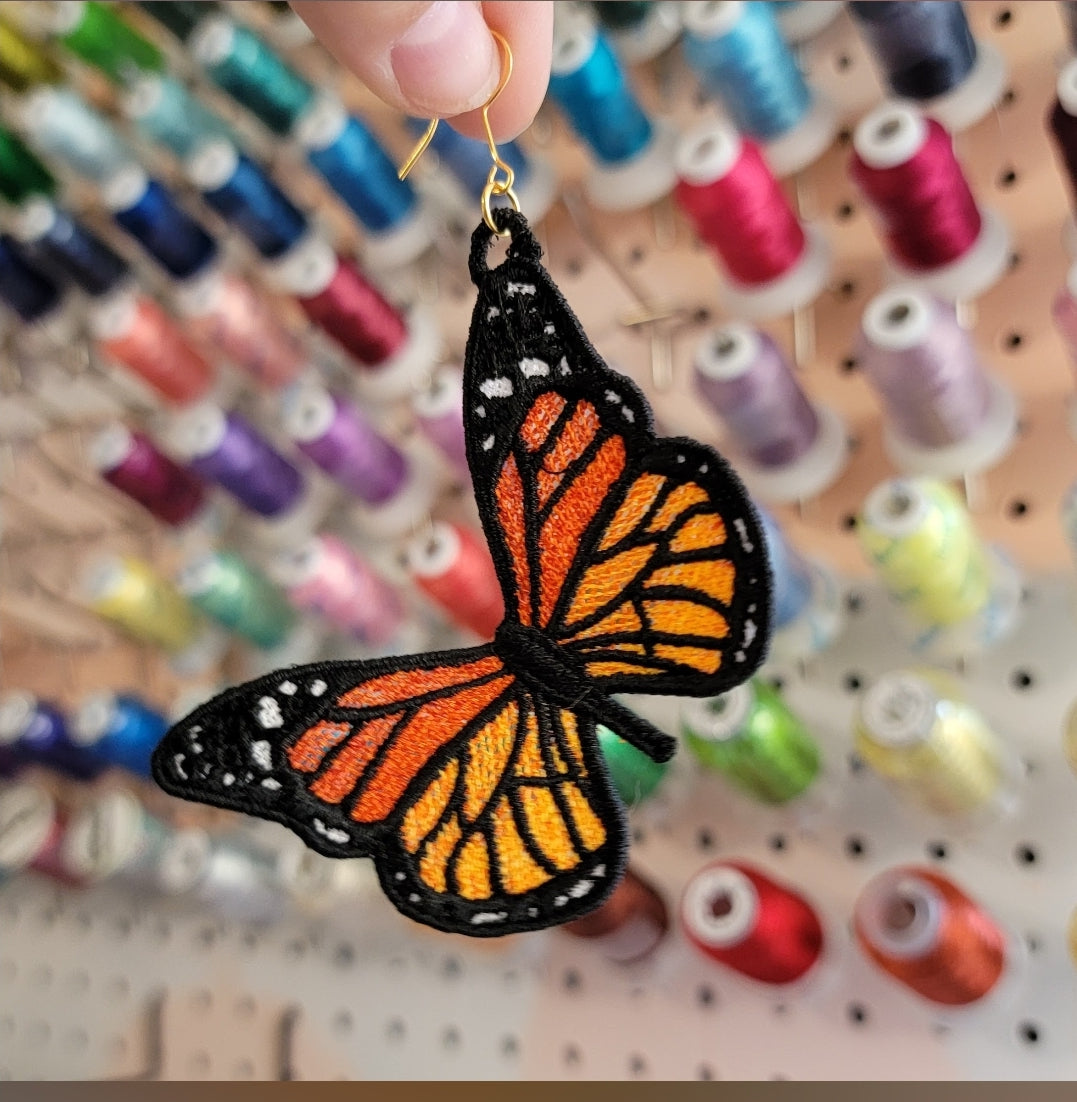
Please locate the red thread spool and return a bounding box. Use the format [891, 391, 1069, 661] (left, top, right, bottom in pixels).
[405, 521, 504, 640]
[91, 424, 207, 527]
[681, 860, 824, 984]
[0, 781, 83, 886]
[562, 867, 670, 963]
[853, 865, 1006, 1006]
[674, 120, 829, 318]
[269, 235, 406, 367]
[850, 103, 1009, 300]
[90, 288, 214, 405]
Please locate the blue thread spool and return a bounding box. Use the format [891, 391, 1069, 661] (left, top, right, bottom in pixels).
[191, 15, 314, 136]
[757, 506, 844, 658]
[0, 691, 103, 781]
[71, 691, 167, 779]
[103, 165, 217, 279]
[0, 234, 64, 322]
[123, 73, 234, 160]
[548, 14, 677, 211]
[17, 85, 132, 183]
[682, 1, 836, 176]
[14, 198, 130, 296]
[186, 139, 307, 259]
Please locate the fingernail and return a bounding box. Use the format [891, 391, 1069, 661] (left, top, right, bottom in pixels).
[390, 2, 499, 116]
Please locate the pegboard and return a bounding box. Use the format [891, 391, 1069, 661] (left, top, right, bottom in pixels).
[4, 0, 1077, 1082]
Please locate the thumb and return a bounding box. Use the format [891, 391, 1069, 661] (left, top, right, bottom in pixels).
[290, 1, 500, 119]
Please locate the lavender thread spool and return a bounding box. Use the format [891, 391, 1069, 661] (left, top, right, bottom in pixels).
[171, 404, 305, 518]
[859, 286, 1017, 478]
[694, 323, 847, 502]
[413, 367, 470, 482]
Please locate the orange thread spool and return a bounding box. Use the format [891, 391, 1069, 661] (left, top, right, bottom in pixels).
[681, 860, 824, 984]
[853, 865, 1005, 1006]
[562, 867, 669, 963]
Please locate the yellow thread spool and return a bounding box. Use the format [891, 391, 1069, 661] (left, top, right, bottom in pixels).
[855, 669, 1013, 819]
[83, 554, 200, 653]
[858, 478, 991, 628]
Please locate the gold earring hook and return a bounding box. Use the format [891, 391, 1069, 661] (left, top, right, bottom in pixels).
[397, 29, 521, 237]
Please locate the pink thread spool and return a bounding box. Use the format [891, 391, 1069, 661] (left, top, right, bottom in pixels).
[1052, 261, 1077, 437]
[412, 367, 470, 482]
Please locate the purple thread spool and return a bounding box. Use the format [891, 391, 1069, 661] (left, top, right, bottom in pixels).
[694, 323, 819, 467]
[173, 405, 305, 517]
[413, 367, 469, 480]
[282, 384, 408, 507]
[859, 286, 1016, 477]
[0, 692, 103, 781]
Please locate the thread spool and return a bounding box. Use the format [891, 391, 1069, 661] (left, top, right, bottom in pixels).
[413, 367, 470, 482]
[269, 235, 437, 402]
[123, 73, 234, 160]
[406, 116, 558, 228]
[858, 287, 1017, 478]
[138, 1, 212, 44]
[168, 404, 306, 518]
[681, 861, 825, 985]
[81, 552, 201, 653]
[1049, 61, 1077, 259]
[693, 322, 846, 502]
[177, 550, 297, 649]
[186, 139, 308, 259]
[90, 288, 215, 405]
[0, 691, 102, 781]
[548, 15, 677, 211]
[850, 103, 1009, 302]
[191, 15, 314, 136]
[597, 724, 669, 805]
[14, 198, 129, 297]
[562, 867, 670, 963]
[854, 866, 1007, 1006]
[173, 264, 306, 389]
[682, 1, 836, 175]
[772, 1, 843, 45]
[0, 233, 65, 324]
[855, 669, 1019, 822]
[50, 0, 163, 84]
[404, 521, 505, 640]
[858, 477, 1021, 655]
[592, 1, 682, 63]
[71, 691, 167, 779]
[103, 165, 216, 279]
[757, 506, 843, 659]
[271, 534, 404, 646]
[91, 423, 208, 526]
[296, 96, 431, 269]
[274, 834, 373, 916]
[16, 85, 132, 182]
[849, 2, 1006, 132]
[0, 781, 80, 885]
[682, 681, 820, 805]
[674, 121, 830, 319]
[0, 15, 62, 91]
[0, 125, 55, 204]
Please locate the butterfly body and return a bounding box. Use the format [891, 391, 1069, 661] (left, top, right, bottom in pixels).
[153, 210, 772, 938]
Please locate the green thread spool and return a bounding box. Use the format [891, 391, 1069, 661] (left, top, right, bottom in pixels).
[177, 550, 297, 650]
[54, 1, 163, 84]
[0, 125, 55, 203]
[192, 15, 314, 135]
[858, 478, 991, 629]
[597, 724, 668, 804]
[681, 681, 820, 804]
[0, 16, 62, 92]
[855, 669, 1012, 819]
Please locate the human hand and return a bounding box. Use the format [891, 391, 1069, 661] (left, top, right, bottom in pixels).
[290, 1, 554, 140]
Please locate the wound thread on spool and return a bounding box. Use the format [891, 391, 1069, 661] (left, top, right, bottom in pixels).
[123, 73, 234, 160]
[0, 692, 103, 781]
[413, 367, 470, 481]
[71, 691, 167, 779]
[562, 867, 670, 963]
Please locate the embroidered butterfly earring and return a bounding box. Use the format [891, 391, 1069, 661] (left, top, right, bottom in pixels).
[152, 32, 773, 938]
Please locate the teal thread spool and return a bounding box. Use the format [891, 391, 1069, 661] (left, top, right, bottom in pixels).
[53, 1, 164, 84]
[192, 15, 314, 135]
[597, 723, 668, 804]
[681, 681, 820, 804]
[124, 74, 234, 159]
[177, 550, 296, 650]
